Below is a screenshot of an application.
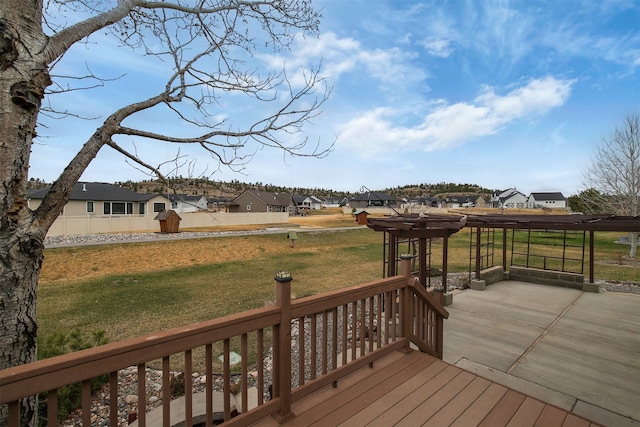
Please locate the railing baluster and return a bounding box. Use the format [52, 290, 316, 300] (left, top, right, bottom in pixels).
[368, 296, 374, 353]
[8, 400, 19, 427]
[350, 301, 357, 361]
[419, 298, 425, 341]
[332, 307, 338, 374]
[241, 333, 248, 415]
[162, 356, 170, 427]
[341, 304, 348, 367]
[360, 299, 366, 355]
[223, 338, 231, 421]
[383, 292, 390, 344]
[206, 344, 213, 427]
[376, 294, 382, 349]
[391, 290, 397, 341]
[298, 317, 305, 386]
[81, 379, 91, 426]
[109, 372, 118, 426]
[47, 388, 57, 425]
[310, 314, 317, 380]
[184, 349, 193, 427]
[257, 328, 264, 405]
[322, 310, 328, 375]
[137, 363, 146, 427]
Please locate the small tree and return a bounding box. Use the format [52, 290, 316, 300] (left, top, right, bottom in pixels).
[582, 113, 640, 258]
[0, 1, 331, 424]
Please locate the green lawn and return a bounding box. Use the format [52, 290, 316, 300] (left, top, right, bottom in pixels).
[37, 228, 638, 354]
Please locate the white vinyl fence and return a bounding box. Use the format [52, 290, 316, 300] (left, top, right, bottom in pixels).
[46, 212, 290, 236]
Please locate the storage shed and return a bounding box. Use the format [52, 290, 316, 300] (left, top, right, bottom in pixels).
[354, 210, 369, 225]
[154, 209, 182, 233]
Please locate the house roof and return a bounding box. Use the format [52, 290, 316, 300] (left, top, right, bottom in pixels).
[446, 196, 477, 204]
[350, 192, 397, 202]
[233, 190, 293, 206]
[292, 195, 323, 204]
[167, 193, 205, 202]
[323, 196, 348, 204]
[28, 182, 157, 202]
[499, 190, 526, 202]
[292, 195, 307, 204]
[529, 192, 566, 201]
[153, 210, 182, 220]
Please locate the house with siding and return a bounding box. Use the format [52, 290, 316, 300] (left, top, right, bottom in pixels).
[228, 190, 295, 215]
[349, 192, 398, 209]
[292, 195, 323, 212]
[27, 182, 171, 216]
[527, 192, 567, 209]
[168, 194, 208, 213]
[443, 195, 488, 208]
[402, 197, 439, 208]
[207, 197, 233, 212]
[322, 197, 349, 208]
[492, 188, 528, 209]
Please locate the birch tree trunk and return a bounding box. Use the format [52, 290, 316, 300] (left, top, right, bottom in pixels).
[1, 1, 50, 424]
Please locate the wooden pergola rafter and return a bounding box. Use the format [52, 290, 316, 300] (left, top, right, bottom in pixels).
[368, 214, 640, 288]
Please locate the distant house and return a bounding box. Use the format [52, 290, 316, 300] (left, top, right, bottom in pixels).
[443, 195, 488, 208]
[527, 192, 567, 209]
[229, 190, 295, 215]
[207, 197, 233, 212]
[350, 192, 398, 209]
[492, 189, 527, 209]
[167, 193, 208, 213]
[402, 197, 439, 208]
[27, 182, 171, 216]
[292, 195, 323, 214]
[322, 197, 349, 208]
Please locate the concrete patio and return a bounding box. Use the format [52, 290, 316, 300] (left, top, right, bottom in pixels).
[443, 281, 640, 427]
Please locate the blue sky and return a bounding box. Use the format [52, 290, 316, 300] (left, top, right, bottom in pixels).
[31, 0, 640, 196]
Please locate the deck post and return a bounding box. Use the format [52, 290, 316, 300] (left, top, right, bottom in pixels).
[274, 272, 295, 422]
[475, 226, 482, 279]
[399, 257, 413, 353]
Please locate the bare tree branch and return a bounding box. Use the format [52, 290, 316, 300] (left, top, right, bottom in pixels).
[582, 112, 640, 257]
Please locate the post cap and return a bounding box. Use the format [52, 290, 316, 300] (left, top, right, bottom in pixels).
[275, 271, 293, 283]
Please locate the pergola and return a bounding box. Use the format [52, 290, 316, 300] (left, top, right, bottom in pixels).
[367, 213, 640, 290]
[367, 214, 467, 292]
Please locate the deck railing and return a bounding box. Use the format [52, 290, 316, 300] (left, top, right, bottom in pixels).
[0, 259, 448, 426]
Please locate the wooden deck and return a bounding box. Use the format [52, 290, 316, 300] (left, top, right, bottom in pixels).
[250, 350, 603, 427]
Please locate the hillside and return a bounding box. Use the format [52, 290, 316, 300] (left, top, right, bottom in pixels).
[28, 177, 495, 200]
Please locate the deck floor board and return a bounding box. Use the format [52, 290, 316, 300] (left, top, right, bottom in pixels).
[248, 350, 604, 427]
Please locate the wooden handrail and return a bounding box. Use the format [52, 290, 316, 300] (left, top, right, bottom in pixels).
[0, 258, 448, 426]
[0, 306, 281, 403]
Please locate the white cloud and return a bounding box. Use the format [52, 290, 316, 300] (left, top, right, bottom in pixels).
[420, 38, 454, 58]
[258, 32, 428, 90]
[338, 77, 574, 156]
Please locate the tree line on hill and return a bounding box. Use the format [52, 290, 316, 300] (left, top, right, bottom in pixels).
[28, 177, 496, 200]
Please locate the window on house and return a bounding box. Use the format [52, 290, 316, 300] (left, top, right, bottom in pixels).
[111, 202, 126, 215]
[247, 204, 251, 211]
[153, 202, 166, 212]
[86, 201, 94, 213]
[102, 202, 132, 215]
[139, 203, 145, 215]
